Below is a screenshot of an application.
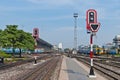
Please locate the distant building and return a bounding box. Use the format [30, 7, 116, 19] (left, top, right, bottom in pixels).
[58, 43, 63, 49]
[53, 45, 58, 51]
[36, 38, 53, 52]
[58, 43, 63, 53]
[113, 35, 120, 48]
[103, 43, 114, 50]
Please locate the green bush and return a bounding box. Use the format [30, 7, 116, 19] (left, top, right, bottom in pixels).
[115, 54, 120, 57]
[0, 51, 12, 58]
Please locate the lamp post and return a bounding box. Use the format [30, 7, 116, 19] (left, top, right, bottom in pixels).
[73, 13, 78, 54]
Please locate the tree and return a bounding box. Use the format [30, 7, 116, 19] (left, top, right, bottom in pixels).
[0, 30, 3, 50]
[93, 45, 99, 48]
[0, 25, 35, 57]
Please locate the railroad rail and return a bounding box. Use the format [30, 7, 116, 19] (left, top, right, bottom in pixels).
[76, 56, 120, 80]
[76, 54, 120, 68]
[0, 54, 53, 71]
[17, 55, 61, 80]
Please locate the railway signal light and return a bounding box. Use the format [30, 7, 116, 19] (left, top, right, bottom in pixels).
[86, 9, 98, 32]
[33, 28, 39, 39]
[89, 12, 94, 23]
[86, 9, 101, 78]
[34, 29, 38, 35]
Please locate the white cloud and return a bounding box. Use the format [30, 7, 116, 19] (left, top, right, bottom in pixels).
[0, 6, 49, 12]
[55, 27, 73, 32]
[39, 15, 72, 21]
[27, 0, 75, 6]
[54, 26, 83, 32]
[96, 8, 106, 20]
[115, 25, 120, 29]
[41, 26, 83, 48]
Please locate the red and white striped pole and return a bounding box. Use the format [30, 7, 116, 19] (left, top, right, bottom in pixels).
[33, 28, 39, 65]
[89, 33, 96, 77]
[86, 9, 100, 78]
[34, 39, 37, 50]
[34, 39, 37, 64]
[90, 33, 93, 65]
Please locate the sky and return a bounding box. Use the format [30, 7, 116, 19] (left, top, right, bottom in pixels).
[0, 0, 120, 48]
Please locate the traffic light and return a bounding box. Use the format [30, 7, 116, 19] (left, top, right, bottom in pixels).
[89, 12, 94, 23]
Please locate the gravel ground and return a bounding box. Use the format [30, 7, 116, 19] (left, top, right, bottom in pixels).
[0, 60, 46, 80]
[50, 56, 63, 80]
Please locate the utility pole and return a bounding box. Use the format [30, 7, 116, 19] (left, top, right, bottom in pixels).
[73, 13, 78, 54]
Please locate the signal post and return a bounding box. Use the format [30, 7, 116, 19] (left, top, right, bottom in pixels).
[33, 28, 39, 64]
[86, 9, 100, 78]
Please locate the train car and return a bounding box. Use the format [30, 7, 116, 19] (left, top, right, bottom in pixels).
[107, 49, 117, 55]
[34, 49, 44, 53]
[78, 46, 118, 56]
[64, 48, 71, 53]
[95, 48, 104, 55]
[2, 48, 21, 54]
[78, 46, 90, 54]
[78, 47, 105, 55]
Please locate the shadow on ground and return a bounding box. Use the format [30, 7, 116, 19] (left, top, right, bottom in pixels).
[63, 69, 87, 76]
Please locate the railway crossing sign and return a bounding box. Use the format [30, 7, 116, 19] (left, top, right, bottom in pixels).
[86, 9, 100, 33]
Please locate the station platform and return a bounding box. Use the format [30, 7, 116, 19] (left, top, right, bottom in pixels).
[59, 56, 107, 80]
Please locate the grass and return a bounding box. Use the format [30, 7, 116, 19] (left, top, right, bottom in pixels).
[0, 51, 28, 63]
[4, 57, 27, 63]
[0, 51, 12, 58]
[115, 54, 120, 57]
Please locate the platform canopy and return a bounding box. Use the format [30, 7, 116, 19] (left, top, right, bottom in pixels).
[36, 38, 53, 50]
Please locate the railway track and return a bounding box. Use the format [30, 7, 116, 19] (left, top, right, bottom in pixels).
[17, 55, 62, 80]
[94, 59, 120, 69]
[0, 54, 53, 71]
[76, 54, 120, 68]
[76, 56, 120, 80]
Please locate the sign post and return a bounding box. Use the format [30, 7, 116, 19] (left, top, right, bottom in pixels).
[86, 9, 100, 78]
